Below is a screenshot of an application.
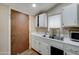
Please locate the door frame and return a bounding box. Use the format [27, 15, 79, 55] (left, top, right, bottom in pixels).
[10, 9, 29, 55]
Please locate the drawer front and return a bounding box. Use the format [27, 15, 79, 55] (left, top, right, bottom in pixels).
[39, 42, 50, 55]
[32, 39, 39, 52]
[64, 51, 75, 55]
[39, 46, 50, 55]
[50, 40, 63, 50]
[64, 44, 79, 55]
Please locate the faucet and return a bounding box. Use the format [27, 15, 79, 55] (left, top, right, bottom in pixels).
[43, 32, 47, 37]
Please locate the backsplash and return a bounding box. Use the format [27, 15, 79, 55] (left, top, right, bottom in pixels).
[63, 27, 79, 38]
[35, 27, 79, 38]
[36, 27, 48, 32]
[48, 28, 60, 37]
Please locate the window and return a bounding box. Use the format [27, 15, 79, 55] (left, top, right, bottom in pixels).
[48, 14, 61, 28]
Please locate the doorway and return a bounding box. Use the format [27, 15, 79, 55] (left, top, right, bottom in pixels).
[11, 9, 29, 55]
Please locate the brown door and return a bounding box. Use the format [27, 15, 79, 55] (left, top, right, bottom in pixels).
[11, 9, 29, 55]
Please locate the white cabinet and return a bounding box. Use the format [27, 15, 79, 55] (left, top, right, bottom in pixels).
[36, 13, 47, 27]
[35, 15, 39, 27]
[32, 39, 39, 52]
[39, 42, 50, 55]
[50, 40, 63, 50]
[48, 14, 61, 28]
[39, 13, 47, 27]
[31, 36, 50, 55]
[62, 4, 79, 27]
[64, 44, 79, 55]
[31, 34, 79, 55]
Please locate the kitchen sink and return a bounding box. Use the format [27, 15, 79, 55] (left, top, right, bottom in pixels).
[42, 35, 64, 41]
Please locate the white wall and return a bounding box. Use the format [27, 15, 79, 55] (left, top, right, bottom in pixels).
[29, 15, 36, 49]
[0, 4, 10, 55]
[0, 4, 36, 54]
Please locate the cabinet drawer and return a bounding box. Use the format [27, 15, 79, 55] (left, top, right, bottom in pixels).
[50, 40, 63, 50]
[64, 44, 79, 55]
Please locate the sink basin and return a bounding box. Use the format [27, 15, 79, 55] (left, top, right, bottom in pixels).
[42, 35, 64, 41]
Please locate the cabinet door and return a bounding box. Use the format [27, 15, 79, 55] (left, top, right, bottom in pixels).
[44, 14, 47, 27]
[32, 39, 36, 49]
[32, 39, 39, 52]
[39, 42, 50, 55]
[39, 13, 47, 27]
[35, 15, 39, 27]
[64, 44, 79, 55]
[62, 4, 77, 27]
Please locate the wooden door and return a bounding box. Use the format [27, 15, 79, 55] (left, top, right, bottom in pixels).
[11, 9, 29, 55]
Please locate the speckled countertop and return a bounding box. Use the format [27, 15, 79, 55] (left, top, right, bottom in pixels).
[31, 32, 79, 47]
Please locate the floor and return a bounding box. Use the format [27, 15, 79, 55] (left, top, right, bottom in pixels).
[20, 49, 40, 55]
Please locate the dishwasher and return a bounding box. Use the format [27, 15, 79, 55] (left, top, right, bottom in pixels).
[51, 46, 64, 55]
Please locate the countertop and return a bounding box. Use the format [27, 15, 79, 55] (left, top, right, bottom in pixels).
[31, 32, 79, 47]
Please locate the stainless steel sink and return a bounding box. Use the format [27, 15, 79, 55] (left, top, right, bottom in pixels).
[42, 35, 64, 41]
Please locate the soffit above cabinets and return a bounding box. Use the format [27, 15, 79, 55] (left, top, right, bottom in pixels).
[3, 3, 57, 15]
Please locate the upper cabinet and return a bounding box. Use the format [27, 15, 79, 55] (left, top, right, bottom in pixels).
[48, 14, 61, 28]
[62, 4, 79, 27]
[35, 13, 47, 27]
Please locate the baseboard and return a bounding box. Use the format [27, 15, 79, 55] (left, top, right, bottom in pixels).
[31, 48, 41, 55]
[0, 52, 10, 55]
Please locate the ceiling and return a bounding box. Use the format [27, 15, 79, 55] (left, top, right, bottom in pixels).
[4, 3, 57, 15]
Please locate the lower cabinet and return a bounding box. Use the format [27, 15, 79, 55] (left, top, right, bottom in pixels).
[32, 39, 50, 55]
[39, 42, 50, 55]
[32, 39, 39, 52]
[31, 34, 79, 55]
[64, 44, 79, 55]
[64, 51, 75, 55]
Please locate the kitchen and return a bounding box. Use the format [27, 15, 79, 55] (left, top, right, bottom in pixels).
[31, 3, 79, 55]
[0, 3, 79, 55]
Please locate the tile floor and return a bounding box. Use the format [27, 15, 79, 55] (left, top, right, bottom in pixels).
[20, 49, 40, 55]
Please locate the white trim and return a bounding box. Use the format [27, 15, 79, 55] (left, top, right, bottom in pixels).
[9, 7, 11, 55]
[0, 52, 10, 55]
